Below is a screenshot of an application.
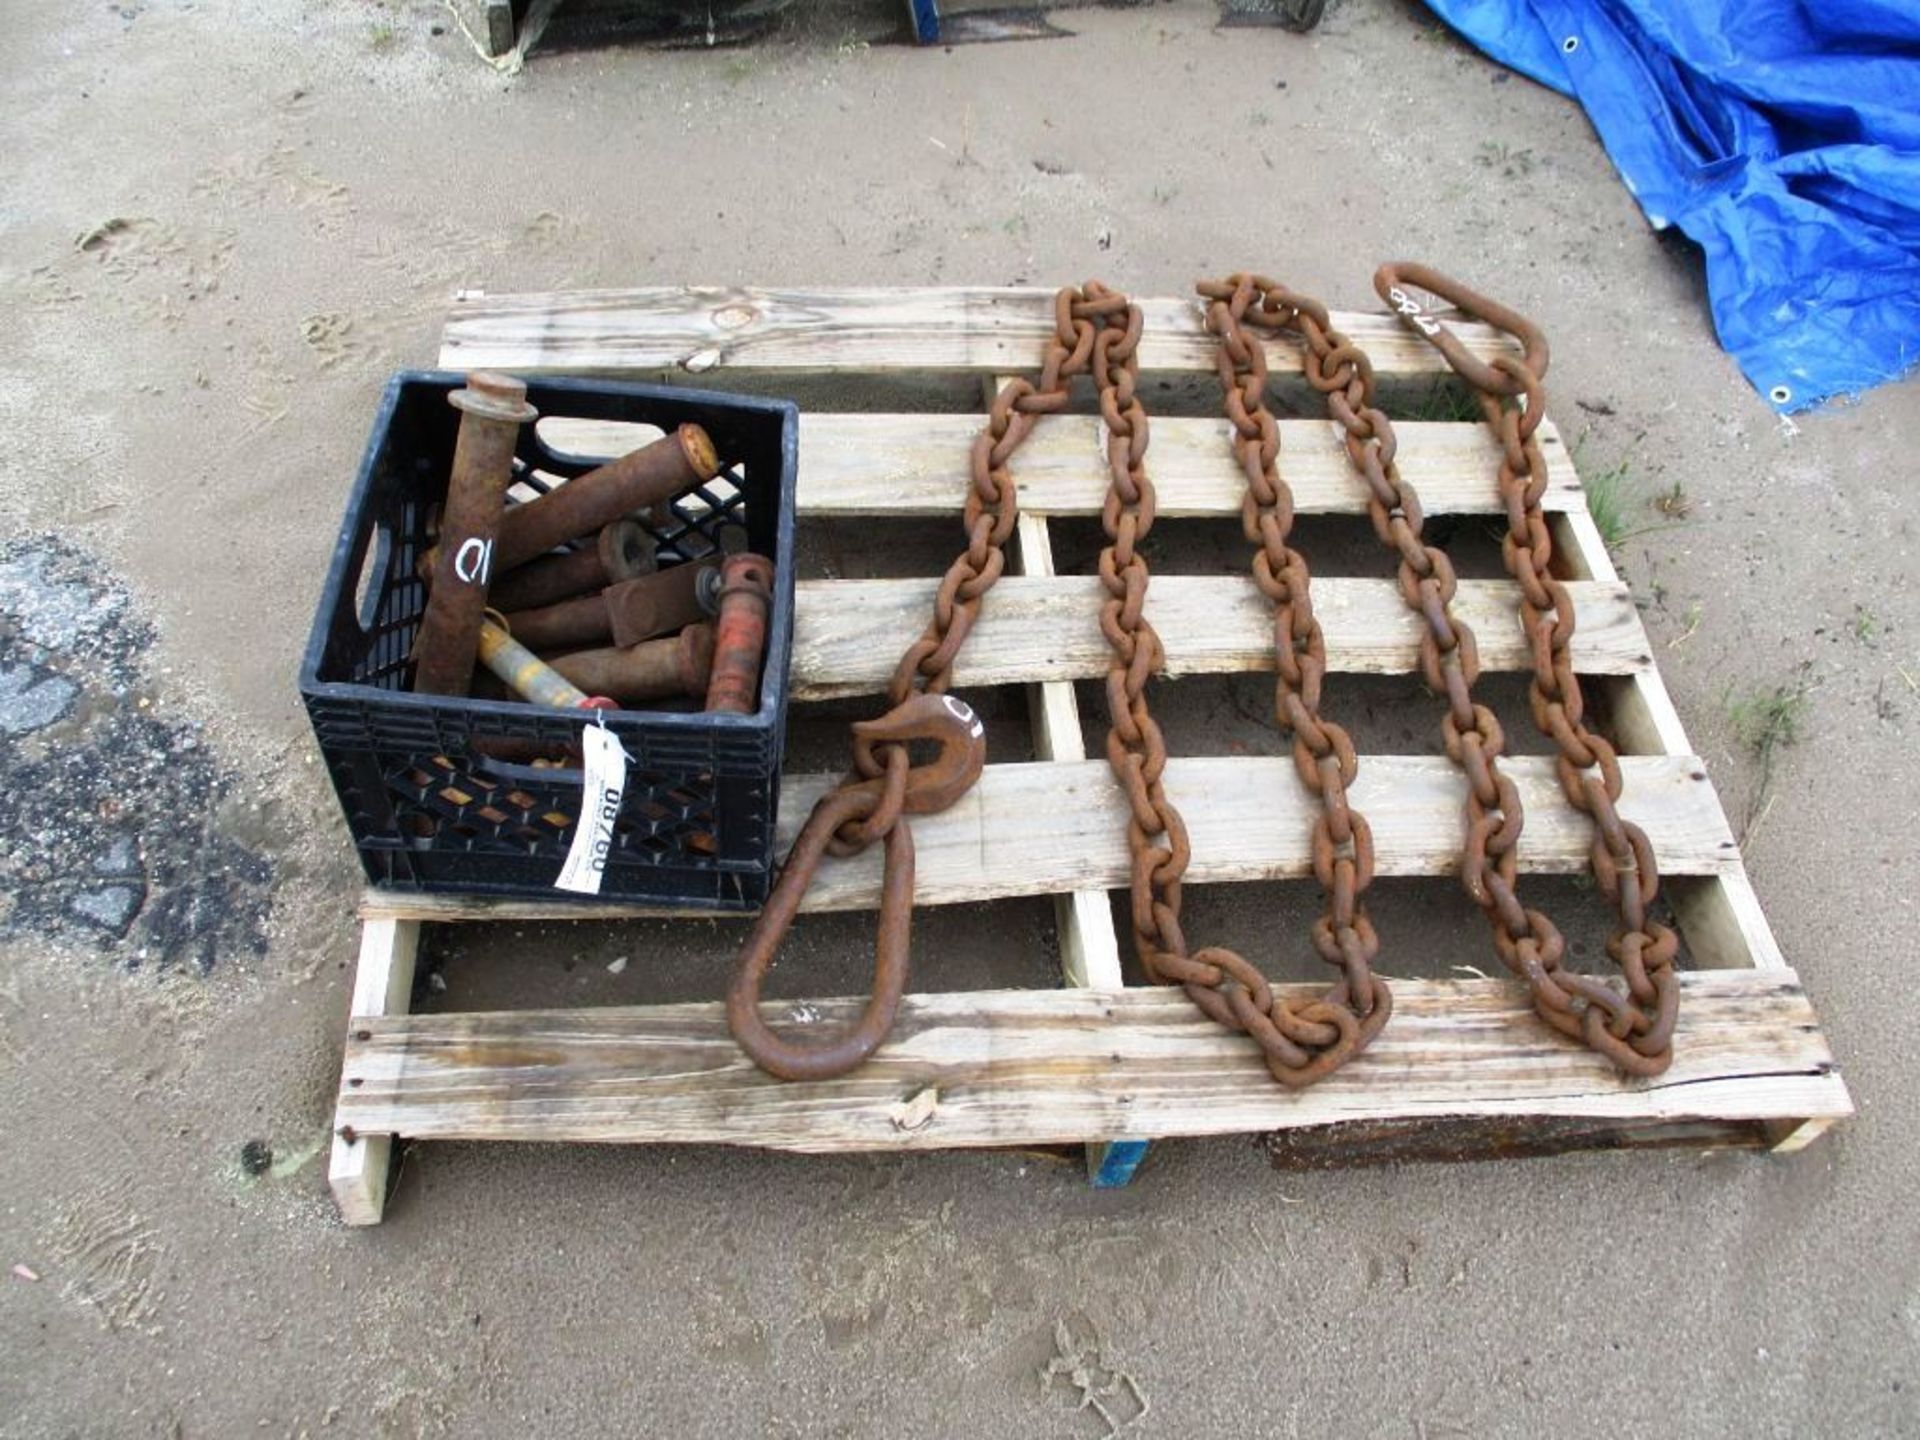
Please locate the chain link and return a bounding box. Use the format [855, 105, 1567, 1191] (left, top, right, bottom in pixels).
[879, 291, 1092, 710]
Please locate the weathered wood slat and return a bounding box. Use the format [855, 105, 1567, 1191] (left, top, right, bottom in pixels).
[1010, 487, 1143, 1184]
[1008, 512, 1124, 991]
[533, 413, 1585, 517]
[335, 970, 1848, 1151]
[363, 752, 1736, 923]
[790, 575, 1649, 699]
[442, 287, 1516, 378]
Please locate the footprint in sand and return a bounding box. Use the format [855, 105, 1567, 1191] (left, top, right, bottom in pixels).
[44, 1185, 166, 1334]
[299, 309, 385, 370]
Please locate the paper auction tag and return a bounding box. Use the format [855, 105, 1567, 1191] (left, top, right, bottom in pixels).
[555, 722, 628, 895]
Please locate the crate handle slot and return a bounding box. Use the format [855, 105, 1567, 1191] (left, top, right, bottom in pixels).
[472, 754, 585, 784]
[352, 521, 394, 636]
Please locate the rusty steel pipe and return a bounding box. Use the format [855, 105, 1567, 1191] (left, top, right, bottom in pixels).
[498, 590, 619, 653]
[705, 553, 774, 714]
[548, 624, 715, 706]
[412, 373, 535, 695]
[487, 520, 656, 613]
[475, 617, 613, 711]
[492, 424, 721, 572]
[503, 561, 720, 652]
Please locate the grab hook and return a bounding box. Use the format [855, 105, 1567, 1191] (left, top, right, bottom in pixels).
[727, 693, 987, 1081]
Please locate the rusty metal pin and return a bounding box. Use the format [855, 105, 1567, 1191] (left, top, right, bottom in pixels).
[705, 553, 774, 715]
[502, 560, 720, 652]
[492, 424, 721, 572]
[499, 590, 618, 653]
[608, 561, 722, 648]
[412, 373, 536, 695]
[487, 520, 656, 613]
[548, 624, 715, 705]
[475, 616, 613, 711]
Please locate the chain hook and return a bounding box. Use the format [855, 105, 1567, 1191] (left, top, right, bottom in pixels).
[727, 694, 986, 1081]
[850, 693, 987, 813]
[1373, 261, 1550, 394]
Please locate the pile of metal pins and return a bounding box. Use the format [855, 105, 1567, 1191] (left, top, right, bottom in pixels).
[408, 372, 777, 759]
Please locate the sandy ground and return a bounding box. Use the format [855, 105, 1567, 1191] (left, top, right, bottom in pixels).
[3, 0, 1919, 1434]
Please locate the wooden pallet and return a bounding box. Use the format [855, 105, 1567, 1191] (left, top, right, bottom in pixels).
[326, 287, 1851, 1224]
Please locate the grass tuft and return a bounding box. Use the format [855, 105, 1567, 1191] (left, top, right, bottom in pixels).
[1728, 682, 1810, 761]
[1579, 453, 1639, 548]
[1404, 380, 1482, 423]
[1725, 669, 1813, 832]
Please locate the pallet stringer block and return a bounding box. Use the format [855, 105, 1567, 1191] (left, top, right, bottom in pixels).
[329, 917, 421, 1225]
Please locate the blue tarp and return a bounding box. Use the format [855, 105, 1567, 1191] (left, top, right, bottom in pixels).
[1422, 0, 1920, 413]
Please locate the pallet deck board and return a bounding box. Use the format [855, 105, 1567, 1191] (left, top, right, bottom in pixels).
[364, 752, 1736, 923]
[537, 413, 1588, 518]
[443, 287, 1519, 379]
[790, 574, 1649, 698]
[336, 970, 1846, 1151]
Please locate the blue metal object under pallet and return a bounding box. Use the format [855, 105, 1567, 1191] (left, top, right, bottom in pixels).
[905, 0, 940, 42]
[1092, 1140, 1151, 1188]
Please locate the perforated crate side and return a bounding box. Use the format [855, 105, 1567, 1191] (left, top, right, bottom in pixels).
[298, 371, 796, 908]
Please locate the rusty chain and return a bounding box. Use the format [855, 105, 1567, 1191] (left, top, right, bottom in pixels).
[1081, 280, 1389, 1086]
[1201, 267, 1675, 1075]
[731, 272, 1674, 1084]
[1193, 275, 1394, 1082]
[1373, 263, 1677, 1075]
[727, 289, 1097, 1080]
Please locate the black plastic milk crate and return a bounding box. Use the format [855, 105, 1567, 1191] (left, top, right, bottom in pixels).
[299, 371, 798, 909]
